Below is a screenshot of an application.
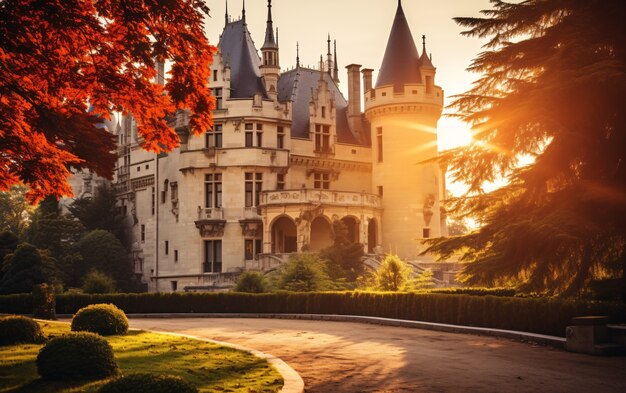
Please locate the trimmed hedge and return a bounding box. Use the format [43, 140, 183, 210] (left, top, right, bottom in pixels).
[36, 332, 119, 380]
[98, 373, 198, 393]
[2, 292, 625, 337]
[428, 288, 517, 297]
[0, 315, 44, 346]
[71, 303, 128, 336]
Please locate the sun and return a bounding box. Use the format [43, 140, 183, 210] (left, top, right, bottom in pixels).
[437, 117, 473, 151]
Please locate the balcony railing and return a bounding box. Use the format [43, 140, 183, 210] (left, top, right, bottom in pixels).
[260, 189, 382, 209]
[197, 207, 225, 220]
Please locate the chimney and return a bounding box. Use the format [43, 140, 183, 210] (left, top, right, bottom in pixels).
[346, 64, 363, 138]
[361, 68, 373, 94]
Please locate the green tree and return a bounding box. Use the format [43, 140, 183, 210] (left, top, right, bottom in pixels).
[75, 230, 134, 291]
[0, 243, 56, 294]
[321, 220, 365, 282]
[82, 270, 117, 294]
[426, 0, 626, 298]
[0, 231, 19, 281]
[276, 254, 331, 292]
[68, 184, 128, 246]
[0, 185, 34, 236]
[24, 196, 85, 261]
[373, 255, 413, 292]
[234, 271, 267, 293]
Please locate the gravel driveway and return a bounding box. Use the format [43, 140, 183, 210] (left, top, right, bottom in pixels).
[129, 317, 626, 393]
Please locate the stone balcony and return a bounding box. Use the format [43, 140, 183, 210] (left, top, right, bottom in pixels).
[259, 189, 382, 209]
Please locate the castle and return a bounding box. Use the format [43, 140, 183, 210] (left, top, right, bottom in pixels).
[95, 0, 446, 292]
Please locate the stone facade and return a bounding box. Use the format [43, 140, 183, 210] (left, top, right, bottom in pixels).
[106, 0, 446, 292]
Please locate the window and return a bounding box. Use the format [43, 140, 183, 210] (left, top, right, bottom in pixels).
[277, 126, 284, 149]
[321, 106, 326, 118]
[151, 187, 155, 215]
[206, 124, 223, 148]
[425, 76, 433, 94]
[245, 239, 263, 260]
[170, 182, 178, 201]
[171, 281, 178, 291]
[145, 164, 149, 170]
[213, 87, 223, 109]
[137, 166, 140, 172]
[314, 173, 330, 190]
[378, 185, 384, 197]
[256, 123, 263, 147]
[204, 240, 222, 273]
[277, 173, 285, 190]
[141, 224, 145, 242]
[245, 132, 253, 147]
[377, 127, 383, 163]
[213, 69, 218, 82]
[165, 241, 169, 255]
[314, 124, 331, 152]
[174, 250, 178, 262]
[245, 173, 263, 207]
[423, 228, 431, 238]
[205, 174, 222, 208]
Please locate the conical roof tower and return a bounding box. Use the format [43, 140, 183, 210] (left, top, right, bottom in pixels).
[375, 0, 421, 88]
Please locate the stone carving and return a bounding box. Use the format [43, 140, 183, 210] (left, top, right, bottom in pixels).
[239, 220, 262, 237]
[195, 220, 226, 237]
[423, 193, 435, 227]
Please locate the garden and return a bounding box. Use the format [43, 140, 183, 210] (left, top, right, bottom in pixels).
[0, 304, 283, 393]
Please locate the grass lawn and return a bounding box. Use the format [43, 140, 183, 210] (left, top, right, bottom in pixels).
[0, 320, 283, 393]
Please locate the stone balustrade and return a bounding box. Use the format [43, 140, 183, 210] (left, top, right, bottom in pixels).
[260, 189, 382, 209]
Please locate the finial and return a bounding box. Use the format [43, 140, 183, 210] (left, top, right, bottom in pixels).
[225, 0, 228, 26]
[296, 42, 300, 68]
[422, 35, 427, 52]
[327, 33, 331, 55]
[242, 0, 246, 24]
[276, 27, 279, 46]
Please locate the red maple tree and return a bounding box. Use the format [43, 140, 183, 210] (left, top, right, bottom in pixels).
[0, 0, 216, 202]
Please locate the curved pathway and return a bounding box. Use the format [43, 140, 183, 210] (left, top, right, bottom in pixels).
[130, 317, 626, 393]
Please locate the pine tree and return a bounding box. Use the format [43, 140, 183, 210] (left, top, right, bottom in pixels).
[426, 0, 626, 298]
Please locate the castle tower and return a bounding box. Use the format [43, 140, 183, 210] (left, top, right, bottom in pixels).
[260, 0, 280, 101]
[364, 0, 445, 258]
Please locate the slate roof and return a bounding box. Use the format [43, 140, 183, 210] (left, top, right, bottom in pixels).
[218, 20, 268, 99]
[277, 68, 367, 145]
[375, 0, 422, 88]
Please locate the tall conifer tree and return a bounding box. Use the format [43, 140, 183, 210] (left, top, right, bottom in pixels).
[427, 0, 626, 298]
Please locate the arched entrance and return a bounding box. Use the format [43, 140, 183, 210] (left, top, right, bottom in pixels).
[367, 218, 378, 253]
[271, 216, 297, 253]
[310, 216, 333, 251]
[341, 216, 360, 244]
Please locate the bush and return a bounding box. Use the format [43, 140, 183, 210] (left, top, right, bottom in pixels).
[0, 315, 44, 346]
[2, 292, 626, 337]
[98, 373, 198, 393]
[36, 332, 119, 380]
[373, 255, 412, 291]
[71, 303, 128, 336]
[32, 283, 56, 320]
[82, 270, 117, 294]
[234, 271, 267, 293]
[275, 253, 331, 292]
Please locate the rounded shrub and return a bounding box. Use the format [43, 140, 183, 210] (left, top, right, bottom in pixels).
[0, 315, 44, 346]
[98, 373, 198, 393]
[36, 332, 119, 380]
[235, 271, 267, 293]
[71, 303, 128, 336]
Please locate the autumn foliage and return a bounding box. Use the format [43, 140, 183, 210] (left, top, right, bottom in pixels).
[0, 0, 217, 202]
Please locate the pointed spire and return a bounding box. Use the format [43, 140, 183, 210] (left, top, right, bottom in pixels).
[419, 34, 435, 68]
[242, 0, 246, 24]
[376, 0, 421, 88]
[225, 0, 229, 26]
[327, 33, 331, 55]
[262, 0, 277, 48]
[333, 40, 339, 83]
[296, 41, 300, 68]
